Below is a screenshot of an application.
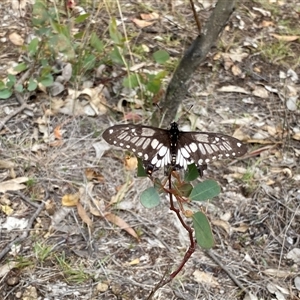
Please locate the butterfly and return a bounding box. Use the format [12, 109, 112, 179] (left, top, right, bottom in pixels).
[102, 122, 247, 176]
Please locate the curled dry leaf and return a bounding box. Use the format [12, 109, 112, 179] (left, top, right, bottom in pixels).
[77, 202, 93, 227]
[193, 270, 219, 286]
[9, 32, 24, 46]
[104, 212, 140, 241]
[62, 193, 80, 206]
[270, 33, 300, 42]
[124, 156, 137, 171]
[132, 18, 154, 28]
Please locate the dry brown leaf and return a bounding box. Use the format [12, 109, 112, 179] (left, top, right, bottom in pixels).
[84, 168, 104, 182]
[193, 270, 219, 286]
[9, 32, 24, 46]
[252, 86, 269, 98]
[124, 156, 137, 171]
[270, 33, 300, 42]
[231, 65, 242, 76]
[0, 177, 28, 193]
[0, 160, 15, 169]
[132, 18, 154, 28]
[292, 132, 300, 140]
[49, 140, 64, 147]
[77, 202, 93, 227]
[140, 12, 159, 20]
[232, 223, 249, 233]
[261, 20, 275, 27]
[54, 125, 62, 139]
[263, 269, 292, 277]
[211, 219, 230, 234]
[104, 212, 140, 240]
[124, 258, 140, 266]
[110, 181, 133, 205]
[62, 193, 80, 206]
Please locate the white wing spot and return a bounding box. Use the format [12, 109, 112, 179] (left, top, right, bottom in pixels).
[232, 152, 236, 156]
[205, 158, 210, 163]
[151, 139, 159, 149]
[126, 145, 130, 149]
[151, 156, 158, 165]
[124, 136, 131, 142]
[137, 152, 142, 157]
[211, 144, 219, 152]
[199, 143, 206, 155]
[131, 137, 139, 143]
[144, 154, 149, 160]
[113, 141, 117, 144]
[180, 147, 190, 158]
[141, 128, 155, 136]
[225, 153, 230, 157]
[189, 143, 198, 152]
[198, 159, 204, 165]
[158, 146, 168, 157]
[237, 142, 242, 148]
[109, 129, 114, 134]
[118, 132, 128, 139]
[205, 144, 213, 154]
[142, 138, 150, 149]
[212, 156, 217, 160]
[132, 148, 136, 152]
[119, 142, 124, 146]
[136, 137, 145, 147]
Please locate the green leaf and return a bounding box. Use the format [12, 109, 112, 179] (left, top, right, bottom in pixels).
[28, 78, 38, 91]
[82, 54, 96, 71]
[123, 74, 139, 88]
[190, 180, 220, 201]
[184, 163, 199, 182]
[140, 187, 160, 208]
[75, 13, 90, 24]
[90, 32, 104, 53]
[14, 62, 28, 73]
[0, 89, 13, 99]
[6, 74, 16, 89]
[110, 45, 124, 65]
[153, 50, 169, 64]
[15, 84, 23, 93]
[137, 158, 147, 177]
[177, 183, 193, 197]
[109, 18, 123, 44]
[192, 211, 214, 249]
[38, 74, 53, 87]
[28, 38, 39, 56]
[0, 80, 6, 90]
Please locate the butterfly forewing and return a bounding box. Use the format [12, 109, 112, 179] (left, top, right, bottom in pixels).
[176, 131, 247, 170]
[102, 125, 172, 173]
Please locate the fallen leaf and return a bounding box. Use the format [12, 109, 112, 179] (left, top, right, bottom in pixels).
[217, 85, 250, 94]
[132, 18, 154, 28]
[110, 181, 133, 205]
[1, 205, 14, 215]
[124, 156, 137, 171]
[62, 193, 80, 206]
[211, 219, 230, 234]
[252, 86, 269, 98]
[9, 32, 24, 46]
[0, 262, 18, 278]
[104, 212, 140, 240]
[270, 33, 300, 42]
[0, 177, 28, 193]
[77, 201, 93, 227]
[124, 258, 140, 266]
[140, 12, 159, 21]
[84, 168, 104, 182]
[54, 125, 63, 139]
[193, 270, 219, 286]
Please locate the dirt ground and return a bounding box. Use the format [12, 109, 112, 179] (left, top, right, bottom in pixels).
[0, 1, 300, 300]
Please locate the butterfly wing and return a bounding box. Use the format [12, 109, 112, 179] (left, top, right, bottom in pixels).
[176, 131, 247, 170]
[102, 124, 172, 174]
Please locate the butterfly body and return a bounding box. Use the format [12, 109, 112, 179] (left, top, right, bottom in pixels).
[102, 122, 247, 176]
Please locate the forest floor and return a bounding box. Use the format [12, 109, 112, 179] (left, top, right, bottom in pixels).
[0, 0, 299, 299]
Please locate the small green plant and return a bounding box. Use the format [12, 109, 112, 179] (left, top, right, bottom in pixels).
[55, 253, 90, 283]
[34, 241, 53, 262]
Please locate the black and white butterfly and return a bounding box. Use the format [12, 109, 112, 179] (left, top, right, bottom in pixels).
[102, 122, 247, 176]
